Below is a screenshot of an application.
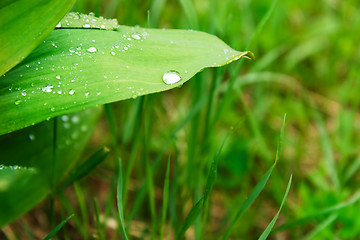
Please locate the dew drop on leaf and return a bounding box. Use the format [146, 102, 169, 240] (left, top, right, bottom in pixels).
[69, 89, 75, 95]
[42, 86, 53, 93]
[131, 33, 141, 40]
[86, 47, 97, 53]
[162, 70, 182, 85]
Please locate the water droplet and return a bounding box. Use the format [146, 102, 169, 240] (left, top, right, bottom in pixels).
[71, 115, 79, 123]
[69, 47, 76, 53]
[61, 115, 69, 121]
[83, 23, 91, 28]
[85, 92, 89, 97]
[42, 85, 53, 93]
[56, 22, 61, 28]
[87, 46, 97, 53]
[162, 70, 182, 85]
[69, 89, 75, 95]
[81, 125, 88, 132]
[21, 90, 27, 96]
[50, 107, 55, 111]
[14, 100, 21, 105]
[56, 75, 61, 79]
[131, 33, 141, 40]
[29, 134, 35, 141]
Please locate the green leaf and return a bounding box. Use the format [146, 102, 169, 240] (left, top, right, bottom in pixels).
[222, 114, 286, 239]
[0, 15, 254, 135]
[43, 214, 74, 240]
[0, 0, 76, 76]
[258, 174, 292, 240]
[0, 107, 101, 227]
[177, 126, 234, 239]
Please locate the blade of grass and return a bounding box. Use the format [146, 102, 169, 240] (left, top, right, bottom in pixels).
[58, 147, 110, 191]
[344, 154, 360, 184]
[150, 0, 167, 27]
[73, 183, 89, 240]
[93, 198, 105, 240]
[177, 124, 236, 240]
[303, 213, 338, 240]
[179, 0, 199, 29]
[312, 104, 340, 192]
[43, 214, 74, 240]
[58, 192, 86, 238]
[274, 191, 360, 232]
[104, 104, 128, 240]
[258, 174, 292, 240]
[215, 0, 277, 121]
[127, 94, 209, 222]
[143, 96, 157, 239]
[223, 114, 286, 239]
[50, 116, 59, 228]
[160, 155, 171, 240]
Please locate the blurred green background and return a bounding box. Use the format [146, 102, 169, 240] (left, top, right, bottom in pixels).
[3, 0, 360, 239]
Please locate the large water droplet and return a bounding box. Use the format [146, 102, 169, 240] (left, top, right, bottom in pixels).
[162, 70, 182, 85]
[87, 46, 97, 53]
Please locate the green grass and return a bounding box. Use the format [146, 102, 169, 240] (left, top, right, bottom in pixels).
[1, 0, 360, 239]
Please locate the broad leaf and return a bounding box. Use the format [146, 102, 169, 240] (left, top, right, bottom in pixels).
[0, 14, 254, 135]
[0, 0, 76, 76]
[0, 107, 101, 227]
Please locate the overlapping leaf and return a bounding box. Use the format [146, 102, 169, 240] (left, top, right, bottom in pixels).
[0, 107, 101, 227]
[0, 0, 75, 76]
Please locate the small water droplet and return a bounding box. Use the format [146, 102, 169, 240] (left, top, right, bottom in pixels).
[61, 115, 69, 121]
[21, 90, 27, 96]
[14, 100, 22, 105]
[56, 75, 61, 79]
[81, 125, 88, 132]
[56, 22, 61, 28]
[29, 134, 35, 141]
[71, 115, 80, 124]
[69, 89, 75, 95]
[42, 85, 53, 93]
[69, 47, 76, 53]
[83, 23, 91, 28]
[85, 92, 89, 97]
[87, 46, 97, 53]
[50, 107, 55, 111]
[162, 70, 182, 85]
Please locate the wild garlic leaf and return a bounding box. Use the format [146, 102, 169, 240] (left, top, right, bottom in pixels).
[0, 0, 75, 76]
[0, 13, 254, 136]
[56, 12, 119, 30]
